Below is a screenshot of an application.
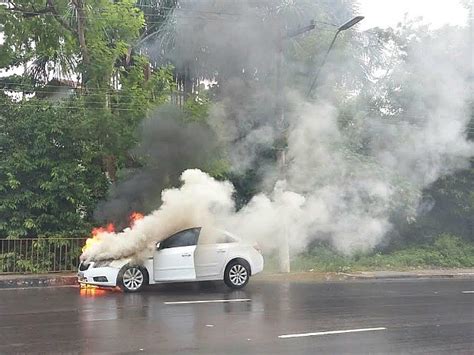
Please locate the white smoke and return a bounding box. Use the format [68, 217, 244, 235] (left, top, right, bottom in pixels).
[83, 5, 474, 262]
[81, 169, 235, 262]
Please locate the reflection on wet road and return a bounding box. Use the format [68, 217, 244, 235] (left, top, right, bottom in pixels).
[0, 279, 473, 353]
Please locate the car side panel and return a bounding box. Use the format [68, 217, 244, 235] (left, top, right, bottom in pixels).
[143, 258, 155, 284]
[153, 245, 197, 281]
[219, 244, 264, 278]
[195, 243, 230, 278]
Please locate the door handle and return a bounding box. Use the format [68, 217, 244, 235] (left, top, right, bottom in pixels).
[181, 253, 192, 257]
[217, 249, 226, 253]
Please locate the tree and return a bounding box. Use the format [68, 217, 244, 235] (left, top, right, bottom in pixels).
[0, 97, 108, 238]
[0, 1, 175, 238]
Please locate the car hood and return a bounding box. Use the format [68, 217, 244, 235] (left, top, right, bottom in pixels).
[80, 258, 131, 271]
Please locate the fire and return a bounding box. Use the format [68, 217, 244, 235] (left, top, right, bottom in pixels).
[82, 213, 143, 254]
[79, 284, 108, 296]
[129, 211, 144, 226]
[82, 223, 115, 253]
[91, 223, 115, 235]
[79, 283, 122, 295]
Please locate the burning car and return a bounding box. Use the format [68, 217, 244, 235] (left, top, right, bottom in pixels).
[78, 227, 264, 292]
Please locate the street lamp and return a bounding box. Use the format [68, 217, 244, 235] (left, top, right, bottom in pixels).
[306, 16, 364, 98]
[274, 20, 318, 273]
[275, 16, 364, 273]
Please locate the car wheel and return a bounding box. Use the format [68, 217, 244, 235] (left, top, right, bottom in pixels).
[224, 260, 250, 289]
[119, 265, 147, 292]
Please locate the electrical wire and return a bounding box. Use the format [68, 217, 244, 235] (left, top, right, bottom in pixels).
[0, 99, 472, 131]
[3, 6, 338, 27]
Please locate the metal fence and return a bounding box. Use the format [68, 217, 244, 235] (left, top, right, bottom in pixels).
[0, 238, 86, 274]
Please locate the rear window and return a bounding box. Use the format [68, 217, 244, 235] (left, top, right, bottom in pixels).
[216, 234, 237, 243]
[199, 231, 237, 244]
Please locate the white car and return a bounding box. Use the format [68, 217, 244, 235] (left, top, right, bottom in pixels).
[78, 227, 264, 292]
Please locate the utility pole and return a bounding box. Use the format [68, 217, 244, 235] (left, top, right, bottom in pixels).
[307, 16, 364, 98]
[275, 16, 364, 273]
[470, 0, 473, 101]
[275, 20, 316, 273]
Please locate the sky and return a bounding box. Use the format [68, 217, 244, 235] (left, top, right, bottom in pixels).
[358, 0, 470, 30]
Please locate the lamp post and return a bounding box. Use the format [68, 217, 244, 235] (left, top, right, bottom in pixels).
[306, 16, 364, 98]
[275, 20, 316, 273]
[276, 16, 364, 273]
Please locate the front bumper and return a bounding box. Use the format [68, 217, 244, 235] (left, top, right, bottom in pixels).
[77, 266, 120, 287]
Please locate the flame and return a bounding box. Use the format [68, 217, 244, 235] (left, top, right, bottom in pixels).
[129, 211, 144, 226]
[79, 284, 122, 296]
[82, 223, 115, 253]
[79, 284, 107, 296]
[82, 213, 143, 254]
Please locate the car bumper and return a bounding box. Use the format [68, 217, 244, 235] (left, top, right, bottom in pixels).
[77, 266, 120, 287]
[252, 253, 264, 275]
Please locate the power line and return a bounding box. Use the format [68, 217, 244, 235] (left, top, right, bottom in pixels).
[0, 102, 156, 112]
[0, 82, 176, 100]
[4, 8, 243, 23]
[4, 6, 337, 27]
[0, 100, 472, 130]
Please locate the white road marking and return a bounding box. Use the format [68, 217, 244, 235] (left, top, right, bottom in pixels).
[278, 327, 387, 339]
[164, 298, 251, 305]
[462, 291, 474, 294]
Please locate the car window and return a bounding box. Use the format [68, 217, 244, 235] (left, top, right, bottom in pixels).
[216, 234, 237, 243]
[160, 228, 201, 249]
[198, 231, 237, 244]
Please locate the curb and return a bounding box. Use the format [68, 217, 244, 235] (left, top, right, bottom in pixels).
[2, 270, 473, 289]
[340, 271, 474, 280]
[0, 274, 78, 289]
[256, 270, 474, 282]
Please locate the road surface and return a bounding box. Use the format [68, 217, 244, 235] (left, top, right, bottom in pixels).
[0, 278, 473, 354]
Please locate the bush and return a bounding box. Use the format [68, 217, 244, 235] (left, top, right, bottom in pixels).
[287, 234, 474, 272]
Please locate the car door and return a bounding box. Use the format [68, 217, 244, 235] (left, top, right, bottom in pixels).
[153, 227, 201, 282]
[195, 234, 234, 279]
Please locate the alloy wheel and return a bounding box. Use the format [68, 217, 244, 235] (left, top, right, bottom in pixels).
[122, 267, 144, 291]
[229, 264, 248, 286]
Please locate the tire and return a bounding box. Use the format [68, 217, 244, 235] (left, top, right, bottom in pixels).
[224, 260, 250, 289]
[118, 265, 147, 292]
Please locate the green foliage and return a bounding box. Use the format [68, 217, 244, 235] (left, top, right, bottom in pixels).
[0, 238, 83, 273]
[183, 90, 211, 122]
[84, 0, 145, 86]
[0, 1, 176, 241]
[284, 234, 474, 273]
[0, 98, 108, 238]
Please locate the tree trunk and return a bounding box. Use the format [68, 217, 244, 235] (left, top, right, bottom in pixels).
[72, 0, 90, 85]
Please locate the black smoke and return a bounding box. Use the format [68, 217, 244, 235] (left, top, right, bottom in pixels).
[94, 105, 218, 226]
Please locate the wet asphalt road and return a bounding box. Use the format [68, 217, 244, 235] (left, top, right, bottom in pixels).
[0, 278, 473, 354]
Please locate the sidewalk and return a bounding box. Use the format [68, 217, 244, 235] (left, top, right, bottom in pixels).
[341, 269, 474, 280]
[256, 268, 474, 283]
[0, 273, 77, 289]
[1, 269, 474, 289]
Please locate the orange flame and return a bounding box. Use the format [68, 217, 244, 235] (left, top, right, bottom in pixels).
[82, 213, 144, 254]
[79, 284, 122, 296]
[82, 223, 115, 253]
[129, 211, 144, 226]
[91, 223, 115, 236]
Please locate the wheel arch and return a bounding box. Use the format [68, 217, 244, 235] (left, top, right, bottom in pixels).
[117, 263, 150, 285]
[225, 257, 252, 276]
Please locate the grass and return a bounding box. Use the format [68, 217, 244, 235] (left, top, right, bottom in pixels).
[264, 234, 474, 273]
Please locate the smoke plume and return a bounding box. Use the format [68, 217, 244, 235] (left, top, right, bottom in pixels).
[85, 2, 473, 261]
[94, 105, 218, 225]
[82, 169, 234, 262]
